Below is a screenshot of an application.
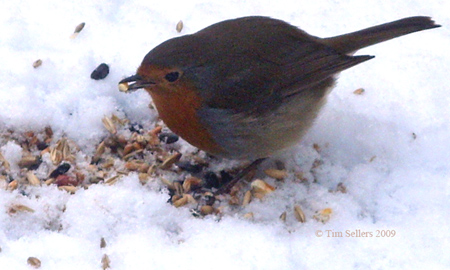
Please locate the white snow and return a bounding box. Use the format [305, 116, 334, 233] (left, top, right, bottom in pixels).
[1, 0, 449, 269]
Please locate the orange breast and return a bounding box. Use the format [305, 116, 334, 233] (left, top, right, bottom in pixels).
[147, 88, 224, 156]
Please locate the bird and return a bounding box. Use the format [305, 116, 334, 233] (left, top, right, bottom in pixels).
[119, 16, 439, 162]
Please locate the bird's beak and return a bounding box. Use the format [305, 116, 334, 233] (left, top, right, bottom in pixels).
[118, 74, 155, 92]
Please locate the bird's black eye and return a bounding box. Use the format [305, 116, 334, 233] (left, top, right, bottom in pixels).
[165, 71, 179, 82]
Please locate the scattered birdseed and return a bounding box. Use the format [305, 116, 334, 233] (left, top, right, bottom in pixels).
[176, 20, 183, 33]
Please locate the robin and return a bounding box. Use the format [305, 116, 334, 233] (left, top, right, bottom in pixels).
[119, 16, 439, 162]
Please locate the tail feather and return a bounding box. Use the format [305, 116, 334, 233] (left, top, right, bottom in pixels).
[322, 16, 440, 54]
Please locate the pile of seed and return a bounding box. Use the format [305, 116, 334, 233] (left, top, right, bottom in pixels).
[0, 113, 338, 221]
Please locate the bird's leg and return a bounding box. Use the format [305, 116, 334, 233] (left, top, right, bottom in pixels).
[214, 158, 267, 194]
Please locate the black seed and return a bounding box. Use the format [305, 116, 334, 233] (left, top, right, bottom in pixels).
[203, 171, 220, 189]
[175, 161, 203, 173]
[158, 133, 179, 144]
[129, 123, 143, 133]
[90, 63, 110, 80]
[36, 142, 48, 151]
[49, 163, 71, 178]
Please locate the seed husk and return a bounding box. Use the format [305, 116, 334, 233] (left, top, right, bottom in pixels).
[160, 152, 182, 170]
[118, 82, 129, 92]
[138, 173, 149, 184]
[353, 88, 365, 95]
[313, 143, 321, 152]
[160, 177, 174, 190]
[313, 208, 333, 223]
[173, 181, 184, 196]
[50, 148, 62, 165]
[122, 149, 144, 161]
[70, 22, 85, 38]
[105, 175, 120, 185]
[101, 254, 110, 270]
[45, 178, 55, 185]
[182, 176, 202, 193]
[9, 204, 35, 213]
[279, 211, 287, 222]
[228, 195, 240, 205]
[122, 143, 134, 156]
[18, 155, 41, 169]
[200, 205, 214, 215]
[102, 116, 117, 135]
[58, 185, 78, 194]
[0, 152, 10, 171]
[54, 174, 79, 187]
[149, 125, 163, 135]
[7, 180, 18, 190]
[242, 190, 252, 206]
[243, 212, 254, 220]
[336, 182, 347, 193]
[294, 205, 306, 223]
[100, 237, 107, 248]
[26, 171, 41, 186]
[27, 257, 41, 268]
[44, 126, 53, 138]
[264, 169, 288, 180]
[92, 141, 106, 164]
[176, 20, 183, 33]
[172, 195, 188, 207]
[251, 179, 275, 196]
[32, 59, 43, 68]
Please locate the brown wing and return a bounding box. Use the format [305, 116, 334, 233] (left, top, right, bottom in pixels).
[184, 17, 373, 113]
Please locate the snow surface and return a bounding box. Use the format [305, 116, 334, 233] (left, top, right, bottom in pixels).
[1, 0, 449, 269]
